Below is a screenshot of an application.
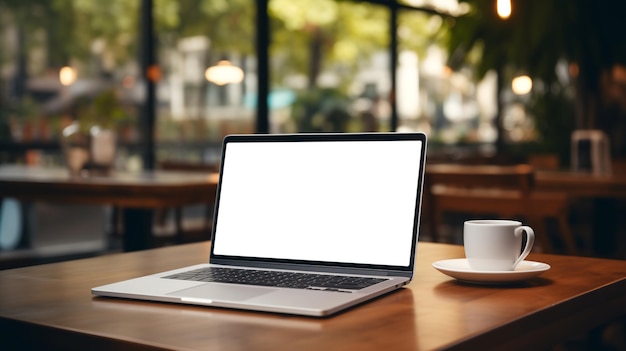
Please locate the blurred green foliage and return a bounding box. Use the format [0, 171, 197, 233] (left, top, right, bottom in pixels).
[442, 0, 626, 156]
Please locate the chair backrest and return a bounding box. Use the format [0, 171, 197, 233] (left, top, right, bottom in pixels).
[423, 163, 536, 242]
[425, 163, 534, 195]
[423, 163, 577, 253]
[527, 154, 559, 170]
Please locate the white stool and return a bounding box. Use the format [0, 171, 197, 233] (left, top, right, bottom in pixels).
[571, 130, 612, 175]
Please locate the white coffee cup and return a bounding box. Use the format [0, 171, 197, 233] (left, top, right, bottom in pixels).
[463, 220, 535, 271]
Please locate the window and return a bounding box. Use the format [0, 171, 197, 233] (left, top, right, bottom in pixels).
[0, 0, 510, 167]
[153, 0, 255, 164]
[0, 0, 140, 165]
[269, 0, 390, 133]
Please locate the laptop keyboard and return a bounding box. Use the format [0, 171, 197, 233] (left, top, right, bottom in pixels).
[163, 267, 387, 292]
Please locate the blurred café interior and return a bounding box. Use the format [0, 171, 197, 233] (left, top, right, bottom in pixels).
[1, 0, 626, 269]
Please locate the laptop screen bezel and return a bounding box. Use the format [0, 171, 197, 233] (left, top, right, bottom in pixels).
[208, 132, 427, 278]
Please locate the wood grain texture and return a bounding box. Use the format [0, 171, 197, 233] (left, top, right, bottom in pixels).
[0, 242, 624, 351]
[535, 170, 626, 198]
[0, 165, 219, 208]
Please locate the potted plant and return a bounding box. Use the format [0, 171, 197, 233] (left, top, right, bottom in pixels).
[62, 89, 130, 175]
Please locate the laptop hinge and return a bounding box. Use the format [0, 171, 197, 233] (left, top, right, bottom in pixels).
[210, 258, 413, 278]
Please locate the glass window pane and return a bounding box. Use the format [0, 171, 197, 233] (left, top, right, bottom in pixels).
[398, 8, 498, 148]
[154, 0, 255, 165]
[268, 0, 390, 133]
[0, 0, 140, 166]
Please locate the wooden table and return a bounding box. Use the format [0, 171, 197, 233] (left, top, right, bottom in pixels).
[424, 164, 626, 256]
[535, 170, 626, 198]
[0, 242, 624, 351]
[535, 170, 626, 256]
[0, 165, 219, 251]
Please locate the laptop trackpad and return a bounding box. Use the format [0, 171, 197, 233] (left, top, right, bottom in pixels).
[168, 284, 275, 302]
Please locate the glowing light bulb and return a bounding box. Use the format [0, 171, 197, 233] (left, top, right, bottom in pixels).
[205, 60, 244, 86]
[511, 75, 532, 95]
[59, 66, 77, 86]
[497, 0, 512, 19]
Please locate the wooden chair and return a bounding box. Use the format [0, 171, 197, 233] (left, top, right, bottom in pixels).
[424, 164, 577, 254]
[152, 160, 218, 245]
[527, 153, 560, 170]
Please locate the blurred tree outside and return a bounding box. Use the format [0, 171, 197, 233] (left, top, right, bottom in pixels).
[269, 0, 388, 87]
[442, 0, 626, 158]
[152, 0, 255, 60]
[152, 0, 254, 144]
[0, 0, 256, 141]
[269, 0, 391, 132]
[1, 0, 462, 140]
[0, 0, 142, 142]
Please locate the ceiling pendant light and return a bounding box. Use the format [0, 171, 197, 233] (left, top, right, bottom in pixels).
[205, 60, 244, 86]
[497, 0, 512, 19]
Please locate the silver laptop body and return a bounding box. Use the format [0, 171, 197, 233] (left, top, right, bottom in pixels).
[92, 132, 427, 317]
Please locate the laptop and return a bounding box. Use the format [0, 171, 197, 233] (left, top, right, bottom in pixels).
[92, 132, 427, 317]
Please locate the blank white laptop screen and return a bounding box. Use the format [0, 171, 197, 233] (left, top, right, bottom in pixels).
[212, 139, 423, 267]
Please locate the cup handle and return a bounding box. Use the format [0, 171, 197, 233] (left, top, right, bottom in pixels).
[513, 226, 535, 269]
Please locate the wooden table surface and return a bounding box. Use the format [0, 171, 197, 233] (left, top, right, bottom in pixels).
[0, 242, 624, 351]
[0, 165, 219, 251]
[0, 164, 219, 208]
[535, 170, 626, 198]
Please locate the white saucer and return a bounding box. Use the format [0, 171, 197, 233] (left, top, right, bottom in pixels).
[432, 259, 550, 284]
